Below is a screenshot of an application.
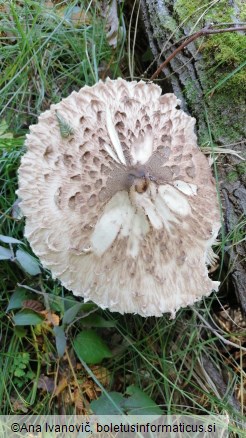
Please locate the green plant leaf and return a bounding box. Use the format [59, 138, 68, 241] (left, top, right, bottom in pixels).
[0, 245, 12, 260]
[15, 249, 41, 275]
[20, 352, 30, 364]
[78, 303, 97, 313]
[26, 370, 35, 380]
[13, 310, 44, 326]
[81, 314, 117, 328]
[14, 369, 26, 377]
[14, 326, 27, 338]
[53, 326, 67, 357]
[74, 330, 112, 364]
[90, 392, 125, 415]
[124, 385, 162, 415]
[7, 287, 31, 311]
[17, 363, 27, 370]
[0, 234, 22, 244]
[62, 303, 85, 325]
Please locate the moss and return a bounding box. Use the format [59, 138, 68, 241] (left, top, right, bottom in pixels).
[237, 162, 246, 176]
[204, 34, 243, 65]
[174, 0, 204, 22]
[237, 1, 246, 20]
[174, 0, 244, 25]
[183, 79, 199, 106]
[227, 163, 246, 183]
[205, 104, 244, 143]
[201, 33, 246, 98]
[227, 171, 238, 183]
[182, 75, 245, 144]
[173, 0, 246, 144]
[174, 0, 246, 96]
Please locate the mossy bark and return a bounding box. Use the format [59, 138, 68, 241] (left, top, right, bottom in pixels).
[140, 0, 246, 311]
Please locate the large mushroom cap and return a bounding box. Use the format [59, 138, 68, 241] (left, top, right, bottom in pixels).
[18, 78, 220, 317]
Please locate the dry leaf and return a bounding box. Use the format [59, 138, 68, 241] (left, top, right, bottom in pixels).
[12, 199, 24, 220]
[10, 397, 28, 413]
[102, 0, 121, 48]
[44, 1, 53, 8]
[46, 311, 60, 326]
[54, 376, 68, 397]
[213, 306, 246, 411]
[40, 310, 60, 326]
[70, 7, 90, 26]
[37, 374, 55, 393]
[74, 388, 84, 411]
[91, 365, 110, 387]
[81, 379, 100, 401]
[22, 300, 44, 313]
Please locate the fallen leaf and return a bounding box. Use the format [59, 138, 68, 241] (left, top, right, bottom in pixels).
[54, 376, 68, 397]
[12, 199, 24, 220]
[91, 365, 110, 387]
[37, 375, 55, 393]
[74, 388, 84, 411]
[69, 7, 90, 26]
[22, 300, 44, 313]
[46, 311, 60, 326]
[81, 379, 100, 401]
[102, 0, 121, 48]
[10, 397, 28, 413]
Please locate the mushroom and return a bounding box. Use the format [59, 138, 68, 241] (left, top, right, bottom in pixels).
[17, 78, 221, 317]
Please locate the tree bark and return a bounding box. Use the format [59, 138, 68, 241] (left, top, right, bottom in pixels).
[140, 0, 246, 311]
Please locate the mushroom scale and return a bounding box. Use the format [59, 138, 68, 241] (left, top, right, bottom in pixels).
[17, 78, 221, 317]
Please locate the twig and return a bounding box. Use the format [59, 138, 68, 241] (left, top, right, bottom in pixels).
[156, 21, 246, 55]
[150, 25, 246, 81]
[208, 21, 246, 27]
[200, 355, 241, 413]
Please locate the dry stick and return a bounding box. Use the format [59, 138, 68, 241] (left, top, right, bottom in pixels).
[144, 22, 246, 76]
[200, 355, 241, 413]
[158, 22, 246, 54]
[193, 308, 246, 352]
[150, 26, 246, 81]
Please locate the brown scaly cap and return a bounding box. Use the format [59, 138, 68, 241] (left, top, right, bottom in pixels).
[17, 78, 221, 317]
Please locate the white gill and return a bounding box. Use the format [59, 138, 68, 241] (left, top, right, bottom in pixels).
[105, 107, 126, 165]
[173, 180, 197, 196]
[103, 142, 121, 164]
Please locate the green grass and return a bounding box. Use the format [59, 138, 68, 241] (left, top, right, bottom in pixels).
[0, 0, 245, 434]
[0, 0, 123, 131]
